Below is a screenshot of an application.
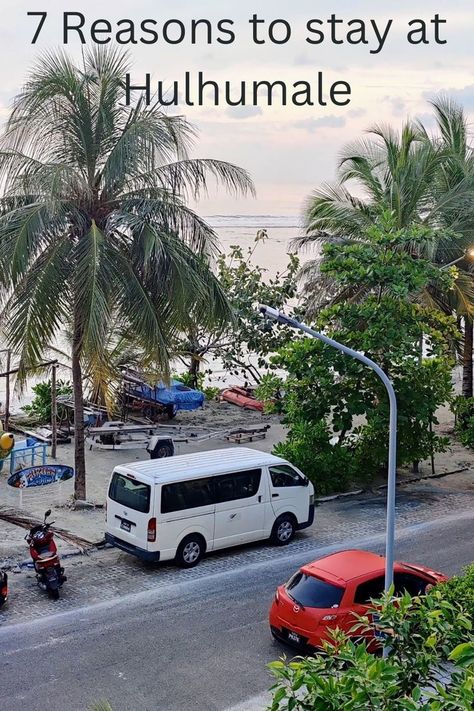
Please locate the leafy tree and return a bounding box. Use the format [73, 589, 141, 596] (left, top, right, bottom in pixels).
[176, 235, 303, 385]
[271, 217, 457, 493]
[0, 48, 253, 499]
[298, 98, 474, 394]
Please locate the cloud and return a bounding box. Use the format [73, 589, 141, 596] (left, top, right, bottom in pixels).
[423, 85, 474, 111]
[293, 115, 346, 132]
[225, 105, 263, 119]
[294, 53, 315, 66]
[348, 108, 367, 118]
[382, 96, 406, 116]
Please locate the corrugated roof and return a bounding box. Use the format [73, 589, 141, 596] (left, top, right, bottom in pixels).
[113, 447, 288, 484]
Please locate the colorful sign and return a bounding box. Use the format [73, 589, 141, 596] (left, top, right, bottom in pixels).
[7, 465, 74, 489]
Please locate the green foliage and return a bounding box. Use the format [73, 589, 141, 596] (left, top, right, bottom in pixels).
[274, 420, 361, 494]
[22, 380, 72, 424]
[452, 397, 474, 448]
[255, 373, 285, 414]
[176, 236, 304, 384]
[268, 587, 474, 711]
[438, 564, 474, 628]
[272, 216, 457, 493]
[173, 372, 220, 401]
[173, 371, 202, 388]
[300, 99, 474, 322]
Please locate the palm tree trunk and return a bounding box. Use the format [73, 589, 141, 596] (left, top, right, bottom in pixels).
[72, 307, 86, 501]
[462, 315, 473, 399]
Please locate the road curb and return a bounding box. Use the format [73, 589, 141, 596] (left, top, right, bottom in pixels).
[315, 466, 471, 504]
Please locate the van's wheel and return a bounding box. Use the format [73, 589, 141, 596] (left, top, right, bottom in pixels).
[175, 535, 205, 568]
[271, 515, 296, 546]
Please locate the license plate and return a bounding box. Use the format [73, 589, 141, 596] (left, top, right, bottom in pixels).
[120, 520, 131, 532]
[287, 631, 301, 644]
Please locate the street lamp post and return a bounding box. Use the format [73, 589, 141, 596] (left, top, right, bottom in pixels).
[259, 305, 398, 593]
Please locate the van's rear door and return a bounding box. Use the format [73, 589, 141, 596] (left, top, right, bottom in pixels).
[107, 470, 153, 549]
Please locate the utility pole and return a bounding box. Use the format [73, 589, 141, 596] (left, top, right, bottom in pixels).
[4, 349, 10, 431]
[51, 362, 58, 459]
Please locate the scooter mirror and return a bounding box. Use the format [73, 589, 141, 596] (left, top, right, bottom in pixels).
[44, 509, 52, 519]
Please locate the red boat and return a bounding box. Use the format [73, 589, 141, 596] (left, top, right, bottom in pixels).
[220, 386, 264, 412]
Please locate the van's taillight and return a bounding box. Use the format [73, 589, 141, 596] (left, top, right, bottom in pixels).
[310, 494, 314, 505]
[147, 518, 157, 542]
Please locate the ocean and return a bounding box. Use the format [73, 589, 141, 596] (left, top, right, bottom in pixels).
[208, 215, 306, 275]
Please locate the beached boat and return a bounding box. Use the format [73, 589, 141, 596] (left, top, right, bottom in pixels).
[121, 371, 205, 420]
[220, 386, 264, 412]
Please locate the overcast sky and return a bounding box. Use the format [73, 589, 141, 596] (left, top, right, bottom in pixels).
[2, 1, 474, 215]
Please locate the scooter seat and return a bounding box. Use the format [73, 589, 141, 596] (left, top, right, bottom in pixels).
[37, 553, 56, 562]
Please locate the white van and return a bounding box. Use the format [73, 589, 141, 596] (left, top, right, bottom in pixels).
[105, 448, 315, 567]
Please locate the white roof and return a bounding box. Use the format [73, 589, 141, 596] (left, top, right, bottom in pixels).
[114, 447, 288, 484]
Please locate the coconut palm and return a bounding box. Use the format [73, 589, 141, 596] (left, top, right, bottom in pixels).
[0, 48, 254, 499]
[297, 98, 474, 393]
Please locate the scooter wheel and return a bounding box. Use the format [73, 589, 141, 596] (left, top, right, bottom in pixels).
[49, 588, 60, 600]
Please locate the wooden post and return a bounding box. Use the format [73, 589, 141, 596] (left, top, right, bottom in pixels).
[51, 363, 58, 459]
[4, 349, 10, 431]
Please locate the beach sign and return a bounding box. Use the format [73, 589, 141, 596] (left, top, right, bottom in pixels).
[7, 464, 74, 489]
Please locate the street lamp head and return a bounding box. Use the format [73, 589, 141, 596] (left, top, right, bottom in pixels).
[467, 247, 474, 259]
[258, 304, 281, 321]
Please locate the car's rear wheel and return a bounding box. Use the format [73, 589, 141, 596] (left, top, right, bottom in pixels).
[175, 535, 205, 568]
[271, 514, 296, 546]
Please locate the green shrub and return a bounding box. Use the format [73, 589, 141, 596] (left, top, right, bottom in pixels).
[453, 397, 474, 449]
[173, 372, 219, 401]
[22, 380, 72, 424]
[273, 421, 363, 495]
[438, 564, 474, 633]
[203, 386, 220, 401]
[269, 585, 474, 711]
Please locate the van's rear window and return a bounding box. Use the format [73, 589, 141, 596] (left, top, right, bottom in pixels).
[286, 573, 344, 608]
[109, 473, 150, 513]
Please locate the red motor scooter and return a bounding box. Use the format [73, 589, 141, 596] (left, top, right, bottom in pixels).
[0, 570, 7, 607]
[26, 509, 66, 600]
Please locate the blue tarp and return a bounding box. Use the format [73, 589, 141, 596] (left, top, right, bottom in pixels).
[130, 379, 205, 412]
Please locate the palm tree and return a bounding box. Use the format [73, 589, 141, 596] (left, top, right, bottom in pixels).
[0, 48, 254, 500]
[297, 99, 474, 392]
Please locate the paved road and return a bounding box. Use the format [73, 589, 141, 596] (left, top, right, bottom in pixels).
[1, 509, 473, 711]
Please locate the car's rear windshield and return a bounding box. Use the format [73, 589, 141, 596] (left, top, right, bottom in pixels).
[286, 572, 345, 608]
[109, 473, 151, 513]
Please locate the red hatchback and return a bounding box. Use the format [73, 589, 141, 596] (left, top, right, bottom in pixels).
[269, 549, 448, 652]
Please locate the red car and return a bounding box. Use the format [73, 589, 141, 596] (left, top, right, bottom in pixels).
[269, 549, 448, 652]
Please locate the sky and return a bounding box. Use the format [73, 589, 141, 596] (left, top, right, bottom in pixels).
[1, 1, 474, 216]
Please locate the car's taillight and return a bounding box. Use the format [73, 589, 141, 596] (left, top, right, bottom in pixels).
[147, 517, 157, 542]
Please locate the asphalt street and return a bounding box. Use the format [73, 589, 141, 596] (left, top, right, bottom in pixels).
[1, 509, 473, 711]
